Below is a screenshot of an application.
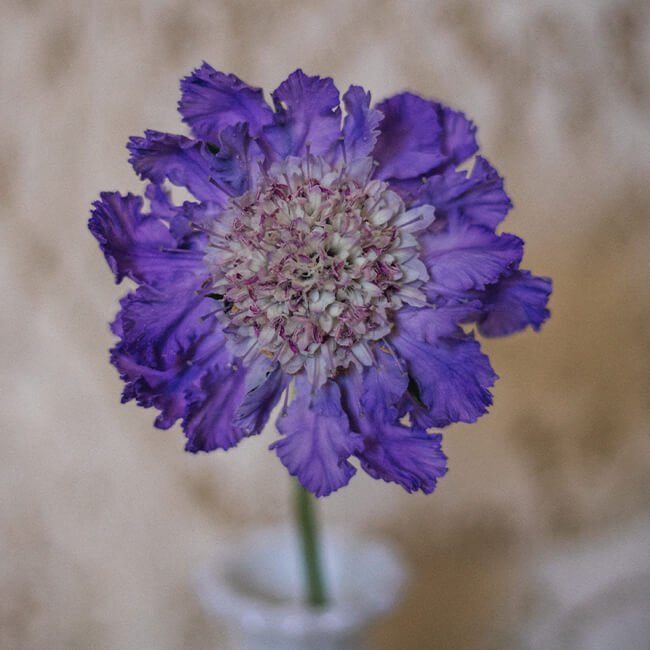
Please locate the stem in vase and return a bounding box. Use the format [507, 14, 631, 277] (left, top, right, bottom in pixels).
[294, 480, 328, 608]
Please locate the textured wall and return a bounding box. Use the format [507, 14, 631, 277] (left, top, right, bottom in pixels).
[1, 1, 648, 648]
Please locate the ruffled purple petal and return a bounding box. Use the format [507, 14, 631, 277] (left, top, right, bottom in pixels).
[394, 302, 479, 342]
[113, 332, 223, 430]
[358, 425, 447, 494]
[141, 185, 213, 254]
[359, 348, 408, 420]
[478, 270, 552, 337]
[270, 377, 362, 497]
[89, 192, 203, 285]
[208, 122, 265, 197]
[337, 366, 447, 494]
[390, 310, 497, 427]
[373, 93, 445, 180]
[372, 94, 479, 200]
[128, 130, 226, 204]
[166, 200, 217, 245]
[263, 70, 341, 160]
[144, 184, 178, 221]
[116, 363, 190, 429]
[341, 85, 383, 162]
[419, 218, 523, 294]
[183, 364, 248, 452]
[417, 156, 512, 230]
[234, 359, 290, 435]
[133, 124, 263, 209]
[179, 63, 274, 142]
[111, 276, 211, 368]
[437, 105, 478, 167]
[111, 275, 226, 429]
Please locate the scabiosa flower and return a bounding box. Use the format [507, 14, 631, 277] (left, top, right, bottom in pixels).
[90, 64, 551, 497]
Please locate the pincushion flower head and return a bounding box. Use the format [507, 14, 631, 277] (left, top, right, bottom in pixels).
[90, 64, 552, 497]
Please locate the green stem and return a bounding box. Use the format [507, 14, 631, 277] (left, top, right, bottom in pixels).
[294, 480, 328, 607]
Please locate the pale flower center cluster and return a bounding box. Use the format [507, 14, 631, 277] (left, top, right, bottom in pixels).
[205, 156, 432, 386]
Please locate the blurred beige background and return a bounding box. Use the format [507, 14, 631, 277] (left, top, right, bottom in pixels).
[1, 0, 649, 648]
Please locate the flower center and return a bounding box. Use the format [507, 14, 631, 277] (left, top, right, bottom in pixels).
[205, 156, 430, 386]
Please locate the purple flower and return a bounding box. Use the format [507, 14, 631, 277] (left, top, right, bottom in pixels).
[90, 64, 552, 497]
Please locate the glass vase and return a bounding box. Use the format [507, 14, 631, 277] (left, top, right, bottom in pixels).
[197, 527, 407, 650]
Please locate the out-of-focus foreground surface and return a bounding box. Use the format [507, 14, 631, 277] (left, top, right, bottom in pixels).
[1, 1, 648, 648]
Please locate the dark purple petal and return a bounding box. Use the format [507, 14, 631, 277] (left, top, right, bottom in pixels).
[358, 425, 447, 494]
[337, 366, 447, 494]
[167, 200, 217, 243]
[437, 105, 478, 166]
[373, 95, 478, 195]
[234, 359, 290, 435]
[117, 364, 190, 429]
[89, 192, 203, 285]
[373, 93, 445, 180]
[142, 185, 213, 252]
[183, 365, 248, 452]
[419, 218, 523, 294]
[356, 348, 408, 421]
[209, 122, 265, 197]
[128, 130, 226, 204]
[341, 85, 383, 162]
[179, 62, 274, 142]
[391, 320, 497, 427]
[270, 377, 362, 497]
[417, 156, 512, 230]
[113, 337, 221, 430]
[144, 184, 178, 221]
[111, 275, 212, 368]
[111, 275, 227, 429]
[478, 270, 552, 337]
[263, 70, 341, 160]
[394, 302, 480, 342]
